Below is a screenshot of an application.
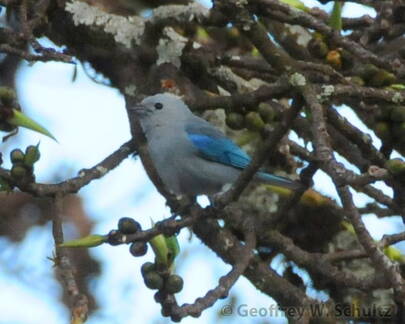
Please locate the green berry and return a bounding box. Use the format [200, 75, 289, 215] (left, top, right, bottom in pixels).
[141, 262, 156, 276]
[130, 241, 148, 257]
[349, 76, 365, 87]
[107, 230, 122, 246]
[154, 291, 164, 303]
[118, 217, 141, 234]
[355, 64, 379, 82]
[23, 145, 40, 166]
[369, 70, 396, 87]
[144, 272, 164, 290]
[307, 37, 328, 59]
[10, 149, 24, 164]
[10, 165, 28, 180]
[245, 112, 265, 131]
[165, 274, 184, 294]
[258, 103, 277, 123]
[225, 113, 245, 130]
[385, 159, 405, 175]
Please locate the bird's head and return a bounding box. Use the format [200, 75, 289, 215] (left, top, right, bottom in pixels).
[130, 93, 192, 127]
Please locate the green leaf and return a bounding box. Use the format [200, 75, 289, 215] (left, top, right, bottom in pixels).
[388, 84, 405, 90]
[7, 109, 57, 141]
[59, 234, 107, 248]
[149, 233, 180, 268]
[329, 1, 343, 33]
[149, 234, 170, 266]
[280, 0, 308, 11]
[341, 220, 355, 234]
[384, 246, 405, 263]
[165, 235, 180, 265]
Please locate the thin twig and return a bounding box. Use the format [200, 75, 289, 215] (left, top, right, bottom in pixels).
[52, 195, 88, 324]
[300, 80, 405, 300]
[0, 140, 136, 197]
[161, 222, 256, 321]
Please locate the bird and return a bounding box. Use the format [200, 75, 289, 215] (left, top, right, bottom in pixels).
[130, 93, 302, 196]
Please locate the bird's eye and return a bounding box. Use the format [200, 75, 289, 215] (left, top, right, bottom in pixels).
[154, 102, 163, 110]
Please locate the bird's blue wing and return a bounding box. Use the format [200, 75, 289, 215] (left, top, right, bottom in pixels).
[185, 120, 251, 169]
[185, 118, 302, 190]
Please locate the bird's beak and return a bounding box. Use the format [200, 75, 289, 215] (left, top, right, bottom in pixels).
[130, 104, 147, 117]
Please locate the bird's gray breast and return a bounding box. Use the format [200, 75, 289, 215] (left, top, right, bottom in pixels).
[144, 124, 240, 195]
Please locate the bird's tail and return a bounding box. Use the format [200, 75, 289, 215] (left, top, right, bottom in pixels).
[256, 172, 303, 191]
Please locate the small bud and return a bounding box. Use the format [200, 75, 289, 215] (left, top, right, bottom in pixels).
[24, 145, 40, 166]
[118, 217, 141, 234]
[164, 274, 184, 294]
[130, 241, 148, 257]
[10, 149, 24, 164]
[10, 165, 27, 180]
[144, 272, 164, 290]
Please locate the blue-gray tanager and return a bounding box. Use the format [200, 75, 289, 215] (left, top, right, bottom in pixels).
[131, 93, 302, 196]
